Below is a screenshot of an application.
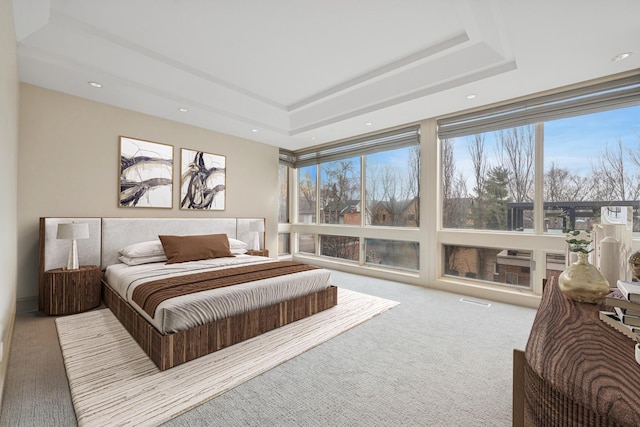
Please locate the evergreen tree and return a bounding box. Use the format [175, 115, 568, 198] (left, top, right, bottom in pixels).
[484, 166, 511, 230]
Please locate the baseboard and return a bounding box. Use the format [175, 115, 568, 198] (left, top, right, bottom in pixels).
[16, 297, 38, 314]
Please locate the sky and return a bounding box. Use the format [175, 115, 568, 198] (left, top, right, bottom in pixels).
[298, 104, 640, 200]
[450, 104, 640, 187]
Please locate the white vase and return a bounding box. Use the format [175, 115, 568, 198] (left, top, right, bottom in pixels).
[636, 344, 640, 366]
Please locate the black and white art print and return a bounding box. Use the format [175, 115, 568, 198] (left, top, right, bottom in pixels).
[180, 149, 226, 210]
[119, 136, 173, 208]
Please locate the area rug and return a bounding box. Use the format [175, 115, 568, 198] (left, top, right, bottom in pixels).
[55, 288, 398, 427]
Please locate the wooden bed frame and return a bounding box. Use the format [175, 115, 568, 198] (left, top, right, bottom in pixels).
[40, 217, 339, 371]
[102, 281, 337, 370]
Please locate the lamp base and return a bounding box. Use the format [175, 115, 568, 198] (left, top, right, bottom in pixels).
[67, 239, 79, 270]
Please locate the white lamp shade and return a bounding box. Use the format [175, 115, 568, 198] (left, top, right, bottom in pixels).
[56, 223, 90, 240]
[249, 221, 265, 232]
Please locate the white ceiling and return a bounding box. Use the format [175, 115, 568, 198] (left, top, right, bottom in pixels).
[12, 0, 640, 151]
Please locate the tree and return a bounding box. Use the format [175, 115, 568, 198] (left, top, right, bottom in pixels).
[483, 166, 511, 230]
[496, 125, 534, 203]
[544, 162, 589, 202]
[366, 146, 420, 226]
[468, 134, 489, 228]
[278, 164, 289, 223]
[442, 139, 468, 228]
[590, 139, 640, 201]
[320, 159, 359, 224]
[298, 167, 316, 223]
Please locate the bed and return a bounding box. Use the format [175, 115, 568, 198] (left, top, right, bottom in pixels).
[39, 217, 338, 370]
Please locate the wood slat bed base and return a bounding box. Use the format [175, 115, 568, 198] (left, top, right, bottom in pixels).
[102, 281, 338, 370]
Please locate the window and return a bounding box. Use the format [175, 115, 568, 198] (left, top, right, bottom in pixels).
[443, 245, 532, 289]
[278, 164, 289, 224]
[365, 238, 419, 271]
[298, 233, 315, 254]
[543, 105, 640, 233]
[439, 74, 640, 294]
[320, 158, 360, 225]
[319, 235, 359, 261]
[286, 126, 420, 269]
[366, 146, 420, 227]
[442, 125, 534, 231]
[278, 233, 290, 256]
[298, 165, 317, 224]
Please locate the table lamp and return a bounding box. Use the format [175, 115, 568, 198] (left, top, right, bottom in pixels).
[249, 221, 265, 251]
[56, 222, 90, 270]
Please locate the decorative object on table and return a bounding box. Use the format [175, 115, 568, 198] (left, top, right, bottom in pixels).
[249, 220, 265, 250]
[605, 288, 640, 316]
[597, 225, 622, 289]
[599, 281, 640, 340]
[617, 279, 640, 303]
[56, 222, 89, 270]
[636, 340, 640, 366]
[598, 310, 640, 340]
[119, 136, 173, 208]
[593, 206, 634, 285]
[629, 250, 640, 281]
[180, 149, 226, 210]
[558, 227, 610, 303]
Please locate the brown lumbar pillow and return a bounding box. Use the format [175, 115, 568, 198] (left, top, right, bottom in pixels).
[159, 234, 235, 264]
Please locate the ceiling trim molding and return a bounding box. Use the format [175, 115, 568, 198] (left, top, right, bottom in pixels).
[288, 60, 518, 135]
[287, 32, 470, 112]
[48, 10, 288, 111]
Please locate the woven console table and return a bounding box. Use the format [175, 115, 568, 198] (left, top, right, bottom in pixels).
[41, 265, 102, 315]
[513, 277, 640, 426]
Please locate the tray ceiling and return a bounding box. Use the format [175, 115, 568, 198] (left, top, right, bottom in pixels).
[13, 0, 640, 150]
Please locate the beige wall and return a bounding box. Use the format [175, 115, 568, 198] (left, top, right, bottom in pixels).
[0, 0, 19, 407]
[18, 84, 280, 301]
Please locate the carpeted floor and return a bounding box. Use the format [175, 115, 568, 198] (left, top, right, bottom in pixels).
[0, 270, 536, 426]
[57, 288, 397, 427]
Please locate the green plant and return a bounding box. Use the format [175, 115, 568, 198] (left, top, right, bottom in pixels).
[563, 226, 593, 254]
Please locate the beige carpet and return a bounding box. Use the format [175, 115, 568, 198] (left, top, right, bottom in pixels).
[55, 288, 398, 427]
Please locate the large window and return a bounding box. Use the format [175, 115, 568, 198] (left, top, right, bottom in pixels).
[439, 75, 640, 292]
[442, 125, 535, 231]
[287, 126, 420, 271]
[543, 105, 640, 233]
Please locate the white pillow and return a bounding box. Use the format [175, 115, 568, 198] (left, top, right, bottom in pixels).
[231, 248, 247, 255]
[119, 254, 168, 266]
[119, 240, 165, 258]
[228, 238, 248, 250]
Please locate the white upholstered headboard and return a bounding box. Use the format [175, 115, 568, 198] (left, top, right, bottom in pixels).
[39, 217, 265, 271]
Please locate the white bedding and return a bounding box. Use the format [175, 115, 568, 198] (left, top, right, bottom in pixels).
[104, 255, 332, 334]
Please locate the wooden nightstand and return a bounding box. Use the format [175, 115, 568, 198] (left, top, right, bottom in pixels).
[41, 265, 102, 315]
[246, 249, 269, 257]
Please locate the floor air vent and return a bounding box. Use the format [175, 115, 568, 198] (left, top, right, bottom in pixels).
[459, 297, 491, 307]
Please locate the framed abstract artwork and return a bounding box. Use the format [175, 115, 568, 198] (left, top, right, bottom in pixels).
[119, 136, 173, 208]
[180, 148, 226, 210]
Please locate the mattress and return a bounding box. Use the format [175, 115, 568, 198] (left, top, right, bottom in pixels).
[104, 255, 332, 334]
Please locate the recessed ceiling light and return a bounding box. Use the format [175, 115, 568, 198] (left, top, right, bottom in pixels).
[311, 137, 317, 140]
[251, 129, 258, 133]
[88, 81, 102, 88]
[178, 107, 188, 112]
[612, 52, 632, 62]
[466, 93, 477, 100]
[365, 122, 373, 126]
